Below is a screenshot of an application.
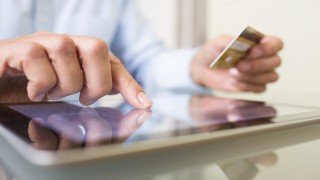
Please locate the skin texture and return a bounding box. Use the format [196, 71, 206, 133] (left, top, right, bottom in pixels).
[191, 35, 283, 93]
[0, 32, 283, 107]
[0, 32, 153, 109]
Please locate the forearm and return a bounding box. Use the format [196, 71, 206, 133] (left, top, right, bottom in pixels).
[135, 48, 207, 94]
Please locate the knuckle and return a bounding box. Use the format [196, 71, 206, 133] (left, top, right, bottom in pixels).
[52, 35, 75, 54]
[22, 43, 46, 60]
[86, 38, 109, 56]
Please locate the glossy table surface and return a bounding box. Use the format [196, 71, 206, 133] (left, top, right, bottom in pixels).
[1, 93, 320, 180]
[2, 124, 320, 180]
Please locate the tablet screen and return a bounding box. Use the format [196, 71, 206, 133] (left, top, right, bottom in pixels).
[0, 93, 318, 151]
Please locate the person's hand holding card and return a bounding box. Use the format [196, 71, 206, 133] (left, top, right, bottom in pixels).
[190, 28, 283, 93]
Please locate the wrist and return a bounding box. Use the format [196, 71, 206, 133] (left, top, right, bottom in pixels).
[190, 51, 206, 87]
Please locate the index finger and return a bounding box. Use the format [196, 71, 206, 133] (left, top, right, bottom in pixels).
[109, 53, 153, 109]
[249, 36, 284, 59]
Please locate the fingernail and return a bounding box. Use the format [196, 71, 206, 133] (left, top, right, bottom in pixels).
[239, 63, 251, 72]
[137, 92, 153, 109]
[34, 93, 46, 102]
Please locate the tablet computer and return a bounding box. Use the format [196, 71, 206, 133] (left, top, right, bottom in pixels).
[0, 93, 320, 166]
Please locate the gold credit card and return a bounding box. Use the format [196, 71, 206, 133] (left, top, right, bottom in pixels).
[210, 26, 265, 69]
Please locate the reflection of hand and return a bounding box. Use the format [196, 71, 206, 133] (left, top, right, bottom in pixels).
[227, 102, 277, 123]
[189, 95, 277, 131]
[190, 95, 239, 121]
[247, 152, 278, 167]
[191, 35, 283, 93]
[0, 32, 152, 109]
[28, 106, 151, 150]
[219, 151, 278, 180]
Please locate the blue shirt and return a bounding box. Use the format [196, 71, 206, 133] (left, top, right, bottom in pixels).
[0, 0, 203, 94]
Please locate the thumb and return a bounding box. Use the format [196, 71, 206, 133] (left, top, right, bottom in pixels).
[109, 53, 153, 109]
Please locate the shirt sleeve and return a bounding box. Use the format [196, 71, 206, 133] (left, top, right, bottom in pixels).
[110, 0, 206, 94]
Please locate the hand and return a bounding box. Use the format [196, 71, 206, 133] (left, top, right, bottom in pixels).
[0, 32, 152, 109]
[191, 35, 283, 93]
[189, 95, 277, 132]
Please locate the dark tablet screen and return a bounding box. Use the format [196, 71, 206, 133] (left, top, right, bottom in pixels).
[0, 94, 318, 151]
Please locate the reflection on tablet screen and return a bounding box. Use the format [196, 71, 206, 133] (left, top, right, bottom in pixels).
[0, 94, 317, 151]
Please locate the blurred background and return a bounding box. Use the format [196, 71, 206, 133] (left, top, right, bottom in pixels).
[136, 1, 320, 178]
[136, 0, 320, 106]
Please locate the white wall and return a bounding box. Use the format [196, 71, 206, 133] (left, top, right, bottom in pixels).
[135, 0, 320, 106]
[135, 0, 178, 48]
[207, 0, 320, 106]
